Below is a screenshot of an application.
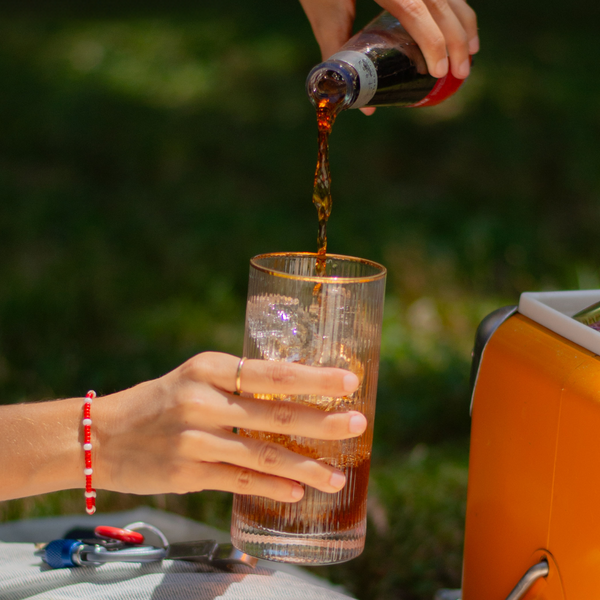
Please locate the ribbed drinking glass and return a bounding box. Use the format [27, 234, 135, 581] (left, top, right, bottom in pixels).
[231, 252, 386, 565]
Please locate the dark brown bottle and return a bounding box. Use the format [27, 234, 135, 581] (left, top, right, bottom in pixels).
[573, 300, 600, 331]
[306, 11, 469, 111]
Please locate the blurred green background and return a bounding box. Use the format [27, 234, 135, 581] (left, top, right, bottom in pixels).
[1, 0, 599, 598]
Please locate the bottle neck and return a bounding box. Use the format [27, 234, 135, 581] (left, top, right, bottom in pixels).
[306, 60, 358, 111]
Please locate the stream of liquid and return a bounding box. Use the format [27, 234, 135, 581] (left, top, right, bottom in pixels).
[312, 96, 344, 276]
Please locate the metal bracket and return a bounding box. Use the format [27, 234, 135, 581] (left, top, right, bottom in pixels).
[165, 540, 258, 568]
[505, 561, 549, 600]
[433, 559, 549, 600]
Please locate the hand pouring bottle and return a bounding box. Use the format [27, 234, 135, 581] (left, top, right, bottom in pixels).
[306, 11, 469, 110]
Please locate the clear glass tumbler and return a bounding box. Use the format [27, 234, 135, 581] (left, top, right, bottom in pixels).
[231, 252, 386, 565]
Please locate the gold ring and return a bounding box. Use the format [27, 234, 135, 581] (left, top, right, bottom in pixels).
[235, 357, 246, 395]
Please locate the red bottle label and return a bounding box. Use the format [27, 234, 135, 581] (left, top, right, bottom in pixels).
[408, 64, 469, 108]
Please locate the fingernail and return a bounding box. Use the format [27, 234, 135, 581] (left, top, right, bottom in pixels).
[291, 483, 304, 500]
[468, 35, 480, 54]
[456, 59, 471, 79]
[329, 471, 346, 490]
[343, 373, 359, 392]
[349, 413, 367, 434]
[433, 57, 448, 78]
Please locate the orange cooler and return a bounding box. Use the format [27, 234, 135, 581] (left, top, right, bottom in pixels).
[461, 290, 600, 600]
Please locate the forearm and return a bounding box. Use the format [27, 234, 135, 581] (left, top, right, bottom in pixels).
[0, 354, 367, 504]
[0, 398, 83, 500]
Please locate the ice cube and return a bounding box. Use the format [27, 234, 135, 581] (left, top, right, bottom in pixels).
[247, 294, 309, 361]
[246, 289, 365, 376]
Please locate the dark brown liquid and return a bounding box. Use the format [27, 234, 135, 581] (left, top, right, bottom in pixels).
[312, 97, 343, 276]
[239, 428, 371, 533]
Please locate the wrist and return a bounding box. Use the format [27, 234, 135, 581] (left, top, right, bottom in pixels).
[89, 389, 126, 493]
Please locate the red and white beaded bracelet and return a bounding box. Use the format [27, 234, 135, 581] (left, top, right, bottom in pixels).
[83, 390, 97, 515]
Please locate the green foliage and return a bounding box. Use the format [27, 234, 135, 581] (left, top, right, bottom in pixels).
[311, 443, 468, 600]
[1, 0, 598, 597]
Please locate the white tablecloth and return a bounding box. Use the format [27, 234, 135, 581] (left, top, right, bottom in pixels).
[0, 508, 356, 600]
[0, 542, 356, 600]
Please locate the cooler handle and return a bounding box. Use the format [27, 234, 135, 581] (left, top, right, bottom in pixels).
[504, 560, 549, 600]
[469, 305, 518, 415]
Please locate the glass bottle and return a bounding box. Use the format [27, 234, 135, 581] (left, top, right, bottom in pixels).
[573, 301, 600, 331]
[306, 11, 469, 111]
